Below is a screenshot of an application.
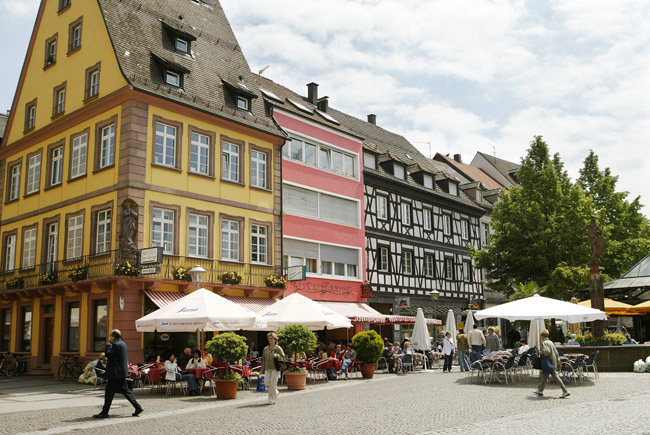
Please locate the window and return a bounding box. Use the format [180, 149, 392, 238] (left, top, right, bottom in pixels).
[320, 244, 359, 278]
[50, 145, 64, 186]
[221, 219, 240, 261]
[423, 208, 432, 231]
[443, 214, 452, 236]
[66, 214, 83, 260]
[4, 234, 16, 272]
[68, 16, 83, 53]
[45, 222, 59, 270]
[424, 254, 434, 277]
[402, 251, 412, 275]
[394, 165, 405, 179]
[92, 299, 108, 352]
[483, 223, 490, 246]
[152, 208, 175, 254]
[190, 132, 210, 176]
[22, 228, 37, 269]
[95, 209, 111, 254]
[377, 196, 388, 220]
[58, 0, 71, 12]
[476, 190, 482, 203]
[99, 124, 115, 168]
[175, 38, 188, 53]
[45, 34, 57, 67]
[84, 62, 101, 100]
[445, 257, 454, 279]
[0, 309, 10, 351]
[236, 96, 249, 111]
[24, 99, 37, 131]
[166, 71, 180, 87]
[222, 140, 240, 182]
[250, 149, 268, 189]
[283, 185, 359, 228]
[285, 136, 357, 178]
[379, 246, 389, 272]
[363, 152, 376, 169]
[20, 306, 32, 352]
[154, 122, 177, 168]
[66, 302, 80, 352]
[8, 162, 21, 201]
[463, 261, 472, 282]
[70, 132, 88, 179]
[461, 220, 469, 240]
[26, 153, 41, 195]
[401, 202, 411, 226]
[449, 182, 458, 196]
[188, 213, 208, 258]
[251, 224, 268, 264]
[52, 82, 66, 117]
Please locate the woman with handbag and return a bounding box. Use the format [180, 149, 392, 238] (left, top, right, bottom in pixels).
[260, 332, 286, 405]
[533, 329, 570, 398]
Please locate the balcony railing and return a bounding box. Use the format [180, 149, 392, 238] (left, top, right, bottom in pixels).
[0, 250, 279, 293]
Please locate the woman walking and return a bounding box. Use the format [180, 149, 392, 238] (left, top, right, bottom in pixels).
[442, 332, 454, 373]
[261, 332, 286, 405]
[533, 329, 570, 398]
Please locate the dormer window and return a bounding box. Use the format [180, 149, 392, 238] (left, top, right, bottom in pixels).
[237, 96, 250, 111]
[449, 182, 458, 196]
[476, 190, 482, 203]
[394, 165, 405, 180]
[363, 152, 376, 170]
[222, 78, 257, 111]
[166, 71, 181, 87]
[175, 38, 189, 53]
[423, 174, 433, 189]
[152, 51, 189, 88]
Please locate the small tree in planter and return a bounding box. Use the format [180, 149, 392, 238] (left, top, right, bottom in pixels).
[277, 323, 317, 390]
[205, 332, 248, 399]
[352, 330, 383, 378]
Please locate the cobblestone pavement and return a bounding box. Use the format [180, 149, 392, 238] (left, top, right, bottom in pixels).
[2, 370, 650, 435]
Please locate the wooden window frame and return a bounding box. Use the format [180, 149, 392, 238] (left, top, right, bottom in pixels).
[40, 215, 61, 270]
[90, 200, 113, 256]
[377, 195, 388, 221]
[45, 139, 65, 190]
[249, 144, 271, 191]
[51, 81, 67, 119]
[5, 157, 22, 204]
[67, 16, 83, 55]
[149, 201, 180, 255]
[24, 98, 37, 132]
[186, 207, 214, 259]
[442, 213, 452, 236]
[378, 245, 389, 272]
[400, 201, 411, 226]
[67, 127, 90, 182]
[401, 250, 413, 275]
[93, 114, 117, 172]
[61, 297, 82, 353]
[58, 0, 71, 13]
[219, 213, 244, 263]
[220, 135, 245, 185]
[24, 149, 43, 197]
[86, 295, 109, 355]
[250, 219, 272, 265]
[1, 229, 18, 274]
[461, 219, 470, 241]
[63, 209, 85, 263]
[84, 62, 101, 102]
[444, 256, 454, 280]
[463, 260, 473, 282]
[17, 303, 33, 353]
[20, 223, 38, 271]
[152, 115, 183, 172]
[0, 307, 11, 352]
[423, 207, 432, 231]
[44, 33, 58, 69]
[187, 125, 215, 178]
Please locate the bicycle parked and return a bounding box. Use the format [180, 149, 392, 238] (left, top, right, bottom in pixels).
[0, 352, 27, 377]
[58, 355, 83, 381]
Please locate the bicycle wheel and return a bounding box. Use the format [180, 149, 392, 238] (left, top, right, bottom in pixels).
[5, 358, 18, 377]
[57, 363, 68, 381]
[16, 361, 26, 376]
[70, 363, 82, 380]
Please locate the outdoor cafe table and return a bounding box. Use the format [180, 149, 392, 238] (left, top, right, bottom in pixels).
[187, 368, 208, 379]
[148, 367, 164, 383]
[560, 353, 585, 363]
[200, 365, 251, 379]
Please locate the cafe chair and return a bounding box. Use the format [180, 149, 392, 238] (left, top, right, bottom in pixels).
[581, 351, 599, 379]
[560, 355, 584, 385]
[490, 355, 516, 385]
[400, 354, 414, 373]
[467, 353, 489, 384]
[93, 366, 107, 390]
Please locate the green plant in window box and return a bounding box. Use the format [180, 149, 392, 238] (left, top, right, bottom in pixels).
[216, 370, 243, 383]
[68, 265, 88, 282]
[114, 261, 139, 277]
[172, 266, 192, 282]
[38, 272, 57, 285]
[603, 333, 625, 346]
[264, 275, 287, 289]
[220, 271, 243, 285]
[6, 277, 24, 290]
[575, 333, 595, 346]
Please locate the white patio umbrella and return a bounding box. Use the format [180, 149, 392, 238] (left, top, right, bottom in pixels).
[528, 319, 545, 350]
[410, 308, 433, 371]
[256, 292, 353, 330]
[464, 310, 475, 334]
[135, 288, 267, 332]
[444, 309, 457, 349]
[474, 294, 607, 323]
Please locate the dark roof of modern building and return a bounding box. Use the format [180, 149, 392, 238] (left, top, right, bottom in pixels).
[0, 113, 8, 143]
[98, 0, 283, 138]
[435, 153, 506, 190]
[475, 151, 521, 186]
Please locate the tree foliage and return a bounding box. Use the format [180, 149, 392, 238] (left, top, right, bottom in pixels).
[509, 281, 547, 301]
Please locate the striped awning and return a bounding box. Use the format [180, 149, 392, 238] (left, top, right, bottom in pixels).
[143, 290, 185, 308]
[223, 296, 276, 313]
[319, 302, 386, 324]
[384, 315, 441, 325]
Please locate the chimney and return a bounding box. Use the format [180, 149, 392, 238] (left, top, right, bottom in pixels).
[367, 114, 376, 125]
[317, 97, 329, 112]
[307, 82, 318, 104]
[453, 153, 462, 163]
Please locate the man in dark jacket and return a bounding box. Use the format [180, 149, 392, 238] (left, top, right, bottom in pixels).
[94, 329, 143, 418]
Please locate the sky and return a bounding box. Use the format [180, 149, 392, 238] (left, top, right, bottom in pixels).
[1, 0, 649, 213]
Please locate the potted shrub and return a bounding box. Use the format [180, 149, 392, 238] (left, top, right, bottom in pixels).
[603, 333, 625, 346]
[220, 271, 243, 285]
[264, 275, 287, 289]
[277, 323, 317, 390]
[172, 266, 192, 282]
[205, 332, 248, 399]
[38, 272, 57, 285]
[68, 265, 88, 282]
[352, 330, 383, 379]
[114, 261, 139, 276]
[5, 277, 24, 290]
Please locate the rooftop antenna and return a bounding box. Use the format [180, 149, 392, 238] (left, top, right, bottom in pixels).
[413, 141, 432, 159]
[258, 65, 270, 75]
[491, 144, 496, 159]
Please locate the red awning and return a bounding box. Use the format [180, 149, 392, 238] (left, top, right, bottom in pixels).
[222, 296, 276, 313]
[384, 315, 441, 325]
[319, 301, 387, 324]
[143, 290, 185, 308]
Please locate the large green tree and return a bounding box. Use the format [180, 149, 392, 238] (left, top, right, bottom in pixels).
[473, 136, 593, 300]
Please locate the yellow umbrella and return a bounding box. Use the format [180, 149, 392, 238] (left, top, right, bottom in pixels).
[578, 298, 637, 316]
[630, 300, 650, 315]
[569, 297, 580, 335]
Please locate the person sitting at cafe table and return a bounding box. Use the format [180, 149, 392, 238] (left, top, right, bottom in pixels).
[202, 350, 213, 366]
[566, 334, 579, 346]
[248, 342, 259, 359]
[176, 348, 192, 370]
[340, 344, 357, 380]
[331, 344, 343, 359]
[164, 352, 199, 396]
[518, 339, 530, 354]
[392, 342, 403, 356]
[186, 349, 206, 369]
[381, 341, 395, 373]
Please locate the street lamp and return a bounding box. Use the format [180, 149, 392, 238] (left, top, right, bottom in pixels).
[431, 290, 440, 344]
[189, 265, 206, 290]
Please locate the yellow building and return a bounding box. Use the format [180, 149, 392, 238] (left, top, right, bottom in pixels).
[0, 0, 285, 373]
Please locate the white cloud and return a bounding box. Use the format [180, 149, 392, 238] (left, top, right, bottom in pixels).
[1, 0, 39, 17]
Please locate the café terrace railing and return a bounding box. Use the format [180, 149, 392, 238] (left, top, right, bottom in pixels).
[0, 249, 279, 293]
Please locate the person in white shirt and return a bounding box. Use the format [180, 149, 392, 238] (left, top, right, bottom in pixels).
[518, 340, 530, 355]
[185, 349, 206, 369]
[442, 332, 455, 373]
[468, 324, 487, 355]
[164, 352, 199, 396]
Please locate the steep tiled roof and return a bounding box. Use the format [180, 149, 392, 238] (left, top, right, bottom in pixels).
[435, 153, 506, 190]
[475, 151, 520, 186]
[98, 0, 283, 138]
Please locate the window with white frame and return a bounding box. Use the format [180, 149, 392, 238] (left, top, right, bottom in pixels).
[9, 164, 21, 201]
[402, 251, 412, 275]
[463, 260, 472, 281]
[188, 213, 208, 258]
[165, 71, 180, 87]
[51, 146, 64, 186]
[22, 228, 37, 269]
[483, 223, 490, 246]
[377, 195, 388, 220]
[66, 215, 83, 260]
[236, 96, 250, 111]
[423, 208, 432, 231]
[152, 208, 175, 254]
[222, 141, 240, 182]
[449, 182, 458, 196]
[423, 174, 433, 189]
[461, 220, 469, 240]
[363, 152, 376, 169]
[190, 132, 210, 175]
[443, 214, 452, 236]
[5, 235, 16, 272]
[26, 154, 41, 195]
[283, 184, 359, 227]
[71, 24, 81, 51]
[424, 254, 434, 277]
[100, 124, 115, 168]
[250, 149, 267, 189]
[89, 70, 99, 98]
[379, 246, 389, 272]
[284, 136, 357, 178]
[444, 257, 454, 279]
[155, 122, 177, 167]
[221, 219, 239, 261]
[175, 38, 188, 53]
[251, 224, 267, 264]
[283, 239, 358, 278]
[401, 202, 411, 226]
[476, 190, 482, 203]
[70, 133, 88, 179]
[393, 165, 405, 180]
[95, 209, 111, 255]
[55, 88, 66, 115]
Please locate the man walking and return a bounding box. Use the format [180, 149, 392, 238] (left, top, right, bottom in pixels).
[94, 329, 143, 418]
[485, 327, 501, 353]
[456, 329, 470, 372]
[468, 324, 486, 355]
